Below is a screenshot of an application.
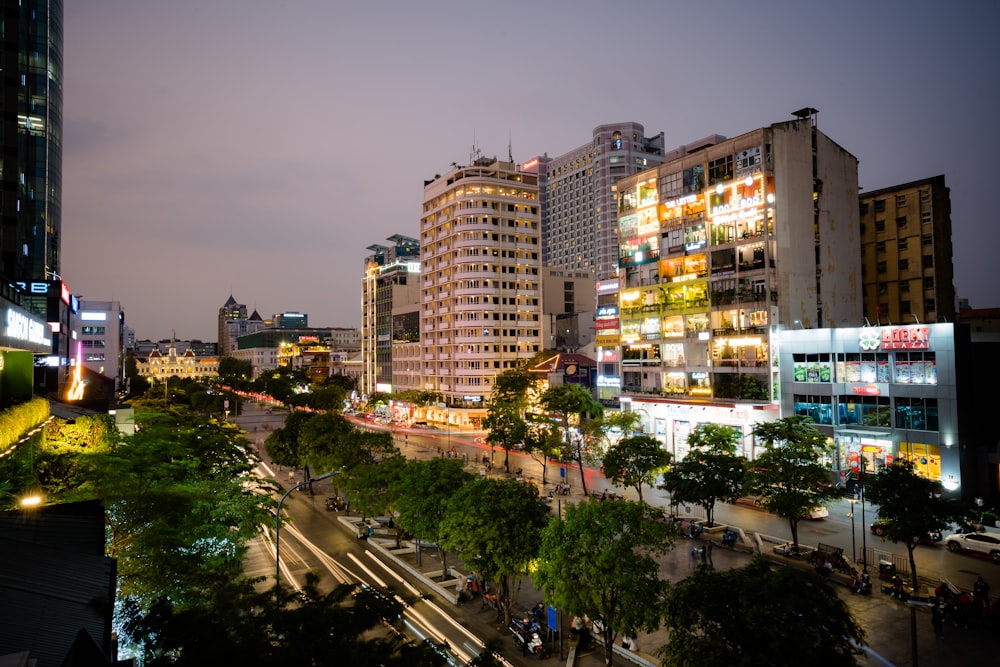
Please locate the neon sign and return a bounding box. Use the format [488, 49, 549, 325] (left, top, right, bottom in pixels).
[4, 308, 51, 346]
[881, 325, 930, 350]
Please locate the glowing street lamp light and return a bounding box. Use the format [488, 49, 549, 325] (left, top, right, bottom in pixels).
[274, 471, 340, 591]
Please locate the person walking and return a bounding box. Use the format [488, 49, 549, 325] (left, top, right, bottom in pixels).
[705, 539, 714, 568]
[931, 600, 945, 638]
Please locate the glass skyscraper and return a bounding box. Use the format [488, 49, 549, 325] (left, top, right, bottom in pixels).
[1, 0, 63, 282]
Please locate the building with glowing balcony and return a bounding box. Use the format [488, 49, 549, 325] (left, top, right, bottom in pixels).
[614, 109, 863, 457]
[419, 157, 541, 427]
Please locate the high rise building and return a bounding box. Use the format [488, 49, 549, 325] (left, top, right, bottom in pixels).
[613, 110, 862, 456]
[74, 299, 125, 394]
[859, 175, 956, 325]
[361, 234, 420, 395]
[419, 157, 541, 425]
[525, 123, 665, 281]
[217, 295, 266, 356]
[0, 0, 62, 283]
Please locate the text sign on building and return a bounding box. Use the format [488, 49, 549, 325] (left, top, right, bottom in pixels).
[860, 325, 931, 351]
[5, 308, 51, 346]
[881, 325, 930, 350]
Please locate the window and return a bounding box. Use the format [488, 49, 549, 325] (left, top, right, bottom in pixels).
[876, 261, 887, 274]
[901, 281, 911, 293]
[895, 195, 907, 207]
[923, 277, 934, 290]
[921, 211, 932, 225]
[899, 258, 909, 270]
[874, 199, 886, 213]
[900, 300, 910, 313]
[925, 299, 936, 312]
[922, 255, 934, 268]
[707, 155, 733, 185]
[922, 234, 933, 247]
[837, 395, 890, 426]
[894, 396, 938, 430]
[896, 216, 907, 229]
[897, 238, 908, 251]
[860, 203, 869, 216]
[875, 241, 886, 254]
[874, 220, 885, 232]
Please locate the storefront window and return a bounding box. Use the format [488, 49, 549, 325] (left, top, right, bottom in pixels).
[894, 351, 937, 385]
[896, 442, 941, 480]
[894, 398, 939, 432]
[837, 353, 889, 383]
[794, 395, 833, 425]
[793, 353, 832, 382]
[837, 396, 891, 426]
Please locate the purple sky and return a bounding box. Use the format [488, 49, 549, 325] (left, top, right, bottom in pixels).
[62, 1, 1000, 342]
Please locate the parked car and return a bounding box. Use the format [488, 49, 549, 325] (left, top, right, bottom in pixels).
[869, 519, 942, 544]
[943, 531, 1000, 561]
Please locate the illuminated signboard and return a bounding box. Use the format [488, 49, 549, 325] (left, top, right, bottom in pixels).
[597, 279, 620, 293]
[596, 375, 621, 388]
[636, 207, 659, 236]
[595, 319, 619, 331]
[851, 385, 881, 396]
[596, 305, 618, 318]
[881, 325, 930, 350]
[5, 308, 51, 346]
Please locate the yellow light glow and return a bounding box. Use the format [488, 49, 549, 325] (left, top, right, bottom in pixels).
[19, 495, 42, 507]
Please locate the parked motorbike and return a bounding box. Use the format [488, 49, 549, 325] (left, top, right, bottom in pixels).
[509, 616, 546, 658]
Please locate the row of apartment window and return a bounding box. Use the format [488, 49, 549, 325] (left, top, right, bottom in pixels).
[876, 278, 936, 294]
[872, 256, 934, 273]
[81, 326, 105, 335]
[864, 212, 933, 232]
[794, 395, 938, 431]
[860, 190, 932, 215]
[80, 340, 105, 348]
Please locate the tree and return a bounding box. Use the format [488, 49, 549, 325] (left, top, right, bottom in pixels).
[539, 383, 604, 495]
[121, 574, 449, 666]
[483, 369, 536, 470]
[520, 414, 564, 486]
[602, 435, 672, 502]
[661, 558, 864, 667]
[660, 423, 744, 526]
[534, 499, 675, 666]
[591, 410, 642, 454]
[263, 410, 315, 471]
[746, 416, 840, 552]
[217, 356, 252, 382]
[439, 478, 550, 626]
[72, 410, 275, 607]
[865, 459, 967, 667]
[394, 458, 472, 569]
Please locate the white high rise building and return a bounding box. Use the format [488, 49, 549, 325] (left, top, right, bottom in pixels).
[419, 157, 542, 427]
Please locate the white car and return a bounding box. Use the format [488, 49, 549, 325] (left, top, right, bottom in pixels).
[805, 505, 829, 520]
[943, 531, 1000, 562]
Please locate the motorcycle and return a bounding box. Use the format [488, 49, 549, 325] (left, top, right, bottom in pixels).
[509, 616, 546, 658]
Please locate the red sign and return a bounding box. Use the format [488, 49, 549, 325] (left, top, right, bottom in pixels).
[595, 319, 619, 331]
[881, 325, 930, 350]
[851, 385, 881, 396]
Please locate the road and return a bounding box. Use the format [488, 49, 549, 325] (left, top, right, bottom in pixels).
[234, 404, 1000, 665]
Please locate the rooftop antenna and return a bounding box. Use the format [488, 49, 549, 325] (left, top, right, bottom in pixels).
[508, 129, 513, 164]
[913, 314, 920, 324]
[864, 317, 871, 327]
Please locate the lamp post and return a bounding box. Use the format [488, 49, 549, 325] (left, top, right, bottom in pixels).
[859, 457, 868, 573]
[275, 471, 340, 591]
[847, 497, 857, 563]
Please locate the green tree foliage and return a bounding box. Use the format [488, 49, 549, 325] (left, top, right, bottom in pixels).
[746, 416, 840, 551]
[591, 410, 642, 454]
[483, 399, 526, 472]
[661, 557, 864, 667]
[602, 435, 672, 502]
[534, 499, 675, 666]
[439, 478, 550, 626]
[343, 453, 407, 520]
[539, 383, 603, 495]
[72, 411, 275, 608]
[660, 423, 744, 526]
[217, 356, 252, 382]
[264, 410, 315, 470]
[31, 415, 117, 498]
[307, 384, 347, 412]
[121, 574, 449, 666]
[866, 458, 967, 662]
[394, 458, 472, 569]
[521, 414, 564, 485]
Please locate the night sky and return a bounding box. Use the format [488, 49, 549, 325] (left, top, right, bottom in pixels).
[62, 1, 1000, 341]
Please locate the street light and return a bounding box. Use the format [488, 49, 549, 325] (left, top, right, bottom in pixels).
[847, 497, 857, 564]
[275, 471, 340, 591]
[859, 457, 868, 573]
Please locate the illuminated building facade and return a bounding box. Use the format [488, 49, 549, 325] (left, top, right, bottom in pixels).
[778, 323, 973, 499]
[525, 122, 665, 281]
[361, 234, 420, 395]
[859, 175, 956, 325]
[73, 299, 125, 394]
[420, 157, 541, 426]
[615, 111, 863, 455]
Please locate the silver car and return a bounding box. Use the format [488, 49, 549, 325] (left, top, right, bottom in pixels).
[943, 531, 1000, 562]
